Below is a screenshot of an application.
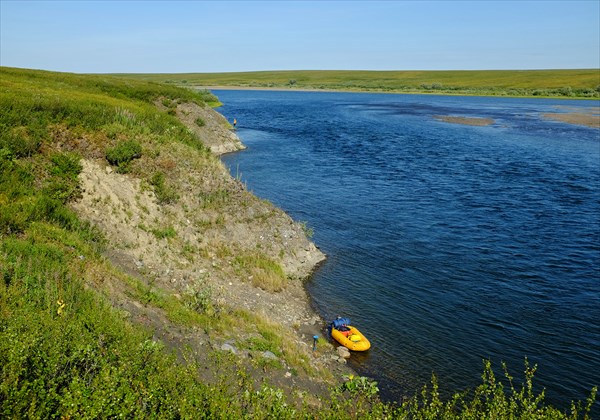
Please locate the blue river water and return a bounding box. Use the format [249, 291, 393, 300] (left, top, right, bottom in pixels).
[216, 90, 600, 410]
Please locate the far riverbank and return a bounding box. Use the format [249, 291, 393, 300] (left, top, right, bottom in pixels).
[112, 68, 600, 100]
[206, 86, 599, 128]
[195, 84, 600, 102]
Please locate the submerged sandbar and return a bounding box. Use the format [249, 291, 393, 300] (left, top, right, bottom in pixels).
[434, 115, 494, 126]
[543, 112, 599, 129]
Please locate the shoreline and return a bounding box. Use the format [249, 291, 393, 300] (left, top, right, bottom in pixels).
[195, 85, 600, 101]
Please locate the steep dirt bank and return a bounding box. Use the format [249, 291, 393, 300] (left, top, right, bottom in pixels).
[155, 99, 247, 155]
[69, 100, 355, 400]
[72, 157, 325, 325]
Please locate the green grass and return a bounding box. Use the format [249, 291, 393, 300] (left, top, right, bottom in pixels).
[1, 66, 596, 418]
[149, 171, 179, 204]
[151, 225, 177, 239]
[233, 252, 288, 292]
[114, 69, 600, 98]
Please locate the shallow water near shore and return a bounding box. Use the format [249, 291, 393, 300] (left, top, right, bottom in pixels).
[217, 90, 600, 410]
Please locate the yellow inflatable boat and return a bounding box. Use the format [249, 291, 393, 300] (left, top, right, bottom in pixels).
[330, 317, 371, 351]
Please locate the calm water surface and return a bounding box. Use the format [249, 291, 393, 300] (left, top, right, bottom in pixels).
[217, 90, 600, 410]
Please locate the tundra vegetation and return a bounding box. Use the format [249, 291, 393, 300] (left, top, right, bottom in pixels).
[1, 66, 596, 418]
[116, 69, 600, 99]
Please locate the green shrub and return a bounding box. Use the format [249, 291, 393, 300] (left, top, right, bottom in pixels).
[183, 278, 214, 315]
[44, 152, 83, 202]
[50, 152, 82, 180]
[102, 122, 127, 140]
[151, 225, 176, 239]
[0, 159, 34, 200]
[0, 147, 14, 171]
[0, 125, 45, 158]
[299, 221, 314, 238]
[105, 140, 141, 171]
[195, 117, 206, 127]
[340, 375, 380, 397]
[42, 179, 80, 204]
[149, 171, 178, 204]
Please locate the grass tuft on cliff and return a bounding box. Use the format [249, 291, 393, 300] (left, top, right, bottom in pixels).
[1, 66, 596, 418]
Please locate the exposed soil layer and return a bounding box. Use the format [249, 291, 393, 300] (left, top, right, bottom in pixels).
[69, 100, 355, 403]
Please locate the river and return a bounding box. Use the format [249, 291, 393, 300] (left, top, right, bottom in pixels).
[216, 90, 600, 410]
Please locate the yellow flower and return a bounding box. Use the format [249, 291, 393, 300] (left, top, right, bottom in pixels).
[57, 299, 66, 316]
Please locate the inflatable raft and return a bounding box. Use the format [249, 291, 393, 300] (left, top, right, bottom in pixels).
[330, 317, 371, 351]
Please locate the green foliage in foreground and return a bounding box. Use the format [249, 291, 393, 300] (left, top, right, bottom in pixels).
[1, 66, 596, 418]
[117, 69, 600, 98]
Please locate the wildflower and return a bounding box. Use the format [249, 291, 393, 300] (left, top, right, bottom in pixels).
[57, 299, 66, 316]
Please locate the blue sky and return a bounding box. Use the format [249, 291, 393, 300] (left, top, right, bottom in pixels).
[1, 0, 599, 73]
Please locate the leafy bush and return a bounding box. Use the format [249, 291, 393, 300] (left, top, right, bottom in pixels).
[102, 122, 128, 140]
[183, 278, 214, 315]
[399, 360, 598, 419]
[0, 156, 82, 233]
[341, 375, 380, 397]
[105, 140, 141, 171]
[195, 117, 206, 127]
[50, 152, 82, 180]
[0, 147, 14, 171]
[44, 152, 83, 202]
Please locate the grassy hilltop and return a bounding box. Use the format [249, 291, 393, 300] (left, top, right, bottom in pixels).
[1, 66, 596, 418]
[115, 69, 600, 98]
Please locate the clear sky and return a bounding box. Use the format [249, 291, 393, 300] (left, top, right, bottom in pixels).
[1, 0, 599, 73]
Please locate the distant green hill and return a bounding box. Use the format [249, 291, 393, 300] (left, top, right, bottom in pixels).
[114, 69, 600, 98]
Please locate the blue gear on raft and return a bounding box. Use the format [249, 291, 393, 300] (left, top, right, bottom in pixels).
[329, 317, 371, 351]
